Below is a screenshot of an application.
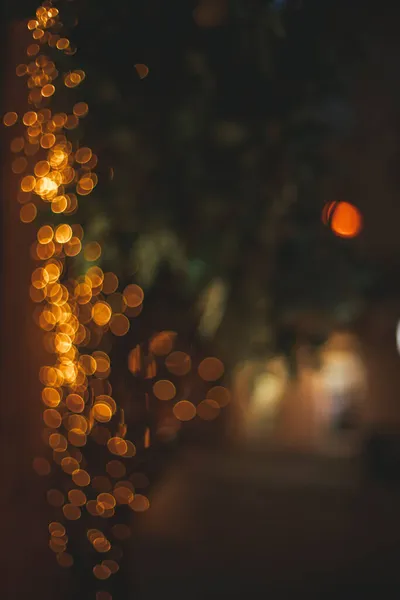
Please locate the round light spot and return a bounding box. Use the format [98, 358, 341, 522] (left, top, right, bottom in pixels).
[106, 460, 126, 479]
[173, 400, 196, 422]
[3, 112, 18, 126]
[196, 399, 221, 421]
[107, 437, 128, 456]
[206, 385, 231, 407]
[129, 494, 150, 512]
[92, 302, 112, 326]
[135, 64, 149, 79]
[20, 202, 37, 223]
[72, 469, 90, 487]
[109, 313, 130, 336]
[123, 284, 144, 308]
[93, 402, 112, 423]
[149, 331, 176, 356]
[63, 503, 81, 521]
[153, 379, 176, 401]
[165, 351, 191, 376]
[198, 357, 224, 382]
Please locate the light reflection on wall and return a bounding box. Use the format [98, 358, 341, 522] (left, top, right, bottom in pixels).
[313, 334, 366, 454]
[233, 332, 366, 452]
[241, 357, 288, 443]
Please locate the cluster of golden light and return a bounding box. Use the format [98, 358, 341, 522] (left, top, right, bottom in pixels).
[128, 331, 231, 437]
[5, 1, 232, 595]
[2, 5, 92, 225]
[2, 3, 153, 594]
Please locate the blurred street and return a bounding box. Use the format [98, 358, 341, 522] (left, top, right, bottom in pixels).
[132, 447, 400, 599]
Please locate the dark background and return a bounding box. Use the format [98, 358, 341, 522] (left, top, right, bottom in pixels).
[3, 1, 400, 599]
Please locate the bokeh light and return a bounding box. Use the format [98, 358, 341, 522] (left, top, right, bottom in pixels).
[8, 2, 231, 592]
[134, 64, 149, 79]
[3, 111, 18, 126]
[198, 357, 225, 381]
[165, 351, 192, 376]
[324, 201, 363, 238]
[173, 400, 196, 421]
[153, 379, 176, 401]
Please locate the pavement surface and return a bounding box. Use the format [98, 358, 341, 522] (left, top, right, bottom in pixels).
[131, 447, 400, 599]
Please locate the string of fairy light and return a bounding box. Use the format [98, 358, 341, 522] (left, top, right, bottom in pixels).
[2, 2, 231, 598]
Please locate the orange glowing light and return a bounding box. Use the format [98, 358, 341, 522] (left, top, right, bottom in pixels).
[63, 503, 81, 521]
[123, 284, 144, 308]
[206, 385, 231, 407]
[20, 203, 37, 223]
[113, 485, 134, 505]
[54, 223, 72, 243]
[149, 331, 177, 356]
[43, 408, 62, 428]
[129, 494, 150, 512]
[41, 133, 56, 149]
[197, 399, 221, 420]
[198, 357, 224, 381]
[173, 400, 196, 421]
[75, 146, 92, 164]
[134, 64, 149, 79]
[56, 38, 70, 50]
[92, 302, 112, 326]
[165, 351, 192, 376]
[68, 489, 87, 506]
[51, 195, 68, 214]
[41, 84, 55, 97]
[49, 522, 66, 537]
[37, 225, 53, 244]
[3, 111, 18, 126]
[27, 43, 40, 57]
[109, 313, 130, 336]
[329, 201, 362, 238]
[93, 564, 111, 581]
[72, 469, 90, 487]
[107, 437, 128, 456]
[97, 493, 116, 510]
[83, 241, 101, 261]
[42, 387, 61, 407]
[93, 402, 112, 423]
[12, 157, 28, 174]
[23, 111, 37, 126]
[11, 136, 24, 152]
[64, 114, 79, 130]
[73, 102, 89, 117]
[153, 379, 176, 401]
[66, 393, 85, 413]
[102, 272, 119, 295]
[61, 457, 79, 475]
[21, 175, 36, 192]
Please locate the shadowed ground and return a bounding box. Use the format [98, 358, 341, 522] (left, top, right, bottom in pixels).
[131, 447, 400, 599]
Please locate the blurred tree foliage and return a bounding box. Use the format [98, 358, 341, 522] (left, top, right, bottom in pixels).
[8, 0, 375, 369]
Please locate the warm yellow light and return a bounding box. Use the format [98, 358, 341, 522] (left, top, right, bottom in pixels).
[55, 223, 73, 243]
[92, 302, 112, 326]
